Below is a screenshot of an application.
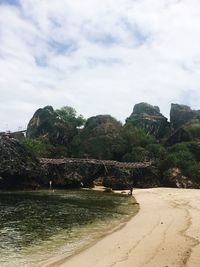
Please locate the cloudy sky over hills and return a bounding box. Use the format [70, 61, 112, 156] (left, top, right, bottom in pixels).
[1, 0, 200, 131]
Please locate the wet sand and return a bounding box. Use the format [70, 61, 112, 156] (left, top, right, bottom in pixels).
[47, 188, 200, 267]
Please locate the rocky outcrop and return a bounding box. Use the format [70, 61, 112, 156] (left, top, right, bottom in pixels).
[26, 106, 85, 157]
[167, 105, 200, 145]
[103, 166, 160, 189]
[0, 136, 42, 189]
[163, 168, 199, 189]
[170, 104, 200, 129]
[26, 106, 61, 143]
[75, 115, 126, 160]
[126, 103, 169, 138]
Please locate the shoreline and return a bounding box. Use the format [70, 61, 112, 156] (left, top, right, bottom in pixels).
[46, 188, 200, 267]
[38, 188, 139, 267]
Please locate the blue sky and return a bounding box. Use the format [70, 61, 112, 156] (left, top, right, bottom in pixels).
[1, 0, 200, 131]
[0, 0, 19, 5]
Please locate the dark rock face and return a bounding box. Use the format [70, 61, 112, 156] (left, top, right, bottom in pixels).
[103, 167, 161, 189]
[0, 136, 42, 189]
[41, 159, 105, 188]
[167, 105, 200, 144]
[133, 102, 160, 115]
[26, 106, 59, 143]
[126, 102, 169, 138]
[170, 104, 200, 129]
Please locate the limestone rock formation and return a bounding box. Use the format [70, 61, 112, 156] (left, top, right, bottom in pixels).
[167, 106, 200, 145]
[27, 106, 58, 141]
[126, 102, 169, 138]
[0, 136, 42, 189]
[170, 104, 200, 129]
[26, 106, 84, 156]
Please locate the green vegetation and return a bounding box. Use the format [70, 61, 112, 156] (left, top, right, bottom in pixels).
[72, 115, 125, 160]
[21, 138, 53, 157]
[26, 105, 85, 157]
[21, 102, 200, 187]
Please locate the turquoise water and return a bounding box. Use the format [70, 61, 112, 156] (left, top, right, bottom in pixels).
[0, 190, 137, 266]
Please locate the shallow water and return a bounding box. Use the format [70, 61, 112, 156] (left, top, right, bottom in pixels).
[0, 190, 137, 266]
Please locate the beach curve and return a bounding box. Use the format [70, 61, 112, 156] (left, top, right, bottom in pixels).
[45, 188, 200, 267]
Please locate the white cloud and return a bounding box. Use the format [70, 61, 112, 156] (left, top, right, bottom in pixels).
[1, 0, 200, 131]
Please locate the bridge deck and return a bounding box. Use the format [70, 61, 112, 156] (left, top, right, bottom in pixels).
[40, 158, 152, 169]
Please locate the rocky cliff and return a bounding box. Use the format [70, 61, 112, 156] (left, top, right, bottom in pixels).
[27, 106, 62, 143]
[170, 104, 200, 129]
[126, 102, 169, 138]
[26, 106, 85, 156]
[0, 136, 42, 189]
[166, 104, 200, 145]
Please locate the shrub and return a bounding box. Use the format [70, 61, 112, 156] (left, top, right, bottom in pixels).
[21, 138, 53, 157]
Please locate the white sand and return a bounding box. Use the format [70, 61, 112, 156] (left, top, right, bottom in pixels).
[46, 188, 200, 267]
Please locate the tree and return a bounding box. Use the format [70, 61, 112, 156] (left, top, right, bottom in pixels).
[74, 115, 125, 160]
[122, 147, 149, 162]
[26, 105, 85, 157]
[184, 163, 200, 183]
[56, 106, 85, 127]
[146, 144, 166, 160]
[123, 124, 156, 149]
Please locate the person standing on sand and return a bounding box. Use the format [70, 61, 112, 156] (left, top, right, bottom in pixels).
[128, 186, 133, 196]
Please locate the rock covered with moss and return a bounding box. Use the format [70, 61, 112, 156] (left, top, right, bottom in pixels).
[26, 106, 85, 156]
[74, 115, 126, 160]
[167, 105, 200, 144]
[126, 102, 169, 138]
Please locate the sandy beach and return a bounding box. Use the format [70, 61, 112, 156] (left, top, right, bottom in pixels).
[48, 188, 200, 267]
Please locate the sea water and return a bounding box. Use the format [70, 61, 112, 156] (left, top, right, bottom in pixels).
[0, 190, 138, 266]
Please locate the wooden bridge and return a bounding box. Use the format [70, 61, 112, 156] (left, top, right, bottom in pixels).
[40, 158, 152, 169]
[39, 158, 158, 189]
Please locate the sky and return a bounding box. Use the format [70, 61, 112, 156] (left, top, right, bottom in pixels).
[1, 0, 200, 131]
